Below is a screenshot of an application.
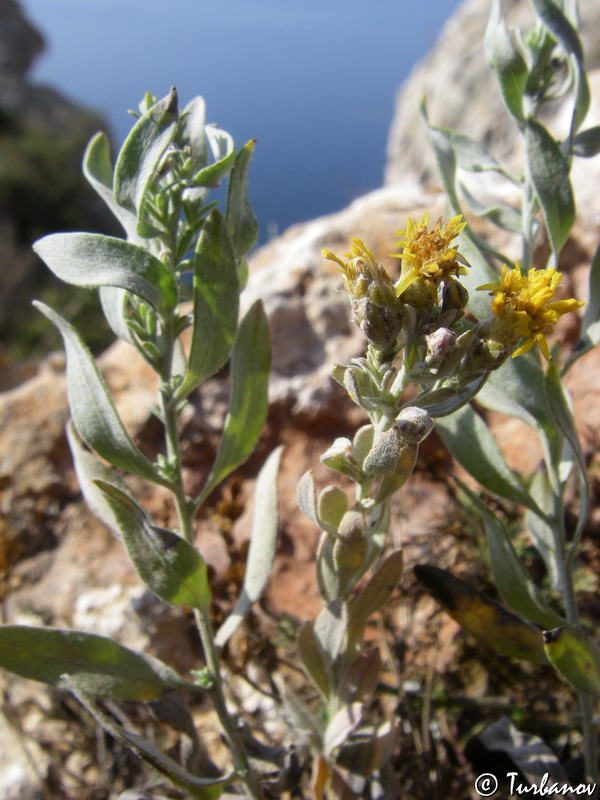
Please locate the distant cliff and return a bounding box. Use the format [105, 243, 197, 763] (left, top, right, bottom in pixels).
[0, 0, 118, 358]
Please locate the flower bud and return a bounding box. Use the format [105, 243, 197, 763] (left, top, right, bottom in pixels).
[333, 510, 369, 590]
[394, 407, 434, 444]
[362, 427, 403, 476]
[426, 327, 456, 359]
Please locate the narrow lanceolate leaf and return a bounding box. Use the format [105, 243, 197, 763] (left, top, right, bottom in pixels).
[181, 95, 208, 164]
[99, 286, 135, 344]
[33, 233, 177, 312]
[296, 470, 320, 527]
[178, 209, 240, 398]
[226, 139, 259, 259]
[214, 446, 282, 647]
[95, 481, 211, 611]
[458, 480, 565, 629]
[314, 600, 347, 667]
[193, 126, 235, 188]
[544, 626, 600, 698]
[484, 0, 528, 121]
[195, 300, 271, 506]
[544, 360, 589, 549]
[435, 403, 544, 516]
[34, 302, 165, 484]
[297, 623, 330, 699]
[83, 132, 139, 242]
[114, 87, 179, 217]
[476, 352, 561, 480]
[414, 565, 548, 664]
[66, 421, 137, 537]
[77, 694, 230, 800]
[347, 550, 404, 627]
[531, 0, 589, 132]
[0, 625, 189, 700]
[525, 120, 575, 263]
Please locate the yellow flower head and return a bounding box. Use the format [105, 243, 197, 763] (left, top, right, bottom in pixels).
[322, 239, 393, 301]
[478, 263, 584, 359]
[390, 214, 469, 303]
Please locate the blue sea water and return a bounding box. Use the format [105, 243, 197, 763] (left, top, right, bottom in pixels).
[21, 0, 460, 242]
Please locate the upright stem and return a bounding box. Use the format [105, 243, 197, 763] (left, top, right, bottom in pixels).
[553, 497, 598, 785]
[159, 328, 260, 798]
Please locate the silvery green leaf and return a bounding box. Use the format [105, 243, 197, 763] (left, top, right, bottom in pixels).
[297, 470, 320, 527]
[193, 126, 235, 187]
[432, 128, 510, 176]
[95, 481, 211, 611]
[458, 480, 564, 628]
[99, 286, 135, 344]
[114, 87, 179, 218]
[573, 126, 600, 158]
[565, 243, 600, 369]
[281, 687, 324, 751]
[530, 0, 583, 61]
[33, 233, 178, 312]
[484, 0, 528, 121]
[66, 421, 136, 537]
[214, 446, 281, 647]
[324, 703, 363, 757]
[525, 120, 575, 264]
[435, 403, 544, 516]
[476, 353, 561, 481]
[314, 599, 347, 667]
[338, 647, 382, 706]
[195, 300, 270, 506]
[525, 471, 560, 592]
[316, 532, 342, 603]
[420, 100, 500, 316]
[226, 139, 259, 261]
[459, 183, 522, 233]
[317, 486, 348, 529]
[34, 302, 165, 484]
[83, 132, 139, 242]
[544, 360, 589, 550]
[181, 96, 208, 164]
[76, 694, 230, 799]
[178, 209, 239, 398]
[0, 625, 189, 700]
[297, 622, 330, 699]
[418, 374, 488, 418]
[347, 550, 404, 627]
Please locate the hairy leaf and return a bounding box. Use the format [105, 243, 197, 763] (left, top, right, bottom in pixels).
[214, 446, 282, 647]
[95, 481, 211, 611]
[34, 233, 178, 312]
[195, 300, 270, 506]
[0, 625, 189, 700]
[525, 120, 575, 263]
[435, 403, 544, 515]
[34, 302, 165, 484]
[484, 0, 528, 121]
[178, 209, 239, 397]
[114, 87, 179, 219]
[226, 139, 259, 260]
[458, 481, 564, 629]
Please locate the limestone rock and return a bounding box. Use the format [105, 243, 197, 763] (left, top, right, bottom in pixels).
[385, 0, 600, 226]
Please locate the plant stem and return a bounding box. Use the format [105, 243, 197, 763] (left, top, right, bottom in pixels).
[159, 339, 260, 797]
[553, 497, 598, 784]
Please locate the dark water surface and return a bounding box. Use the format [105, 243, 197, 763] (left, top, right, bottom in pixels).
[22, 0, 460, 241]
